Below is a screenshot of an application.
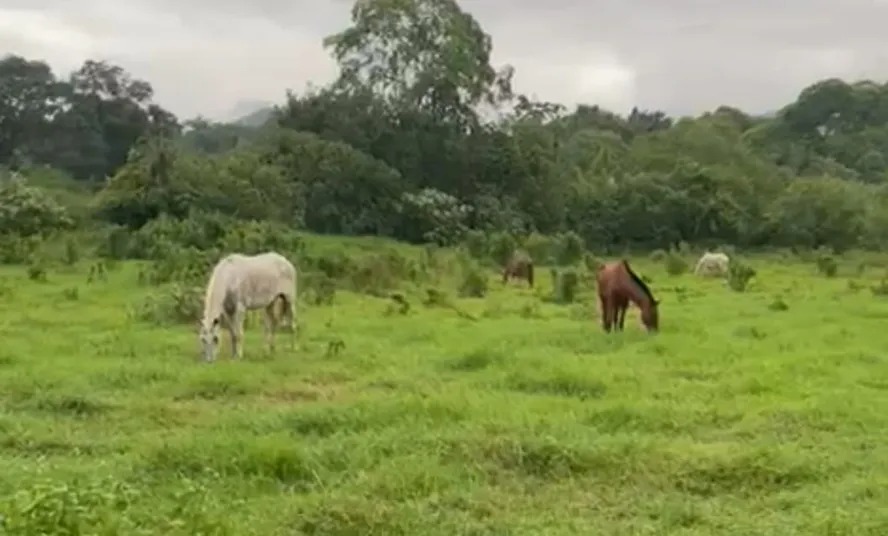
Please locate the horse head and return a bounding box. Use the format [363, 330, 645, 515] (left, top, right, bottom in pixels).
[198, 316, 221, 361]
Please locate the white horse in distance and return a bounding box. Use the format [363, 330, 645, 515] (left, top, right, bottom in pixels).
[198, 252, 297, 362]
[694, 251, 730, 277]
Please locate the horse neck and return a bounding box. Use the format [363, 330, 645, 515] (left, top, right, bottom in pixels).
[625, 281, 653, 309]
[203, 273, 231, 324]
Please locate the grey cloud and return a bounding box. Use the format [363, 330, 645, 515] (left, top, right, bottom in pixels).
[1, 0, 887, 120]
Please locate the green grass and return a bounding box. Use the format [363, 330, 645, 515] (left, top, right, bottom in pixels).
[4, 248, 888, 534]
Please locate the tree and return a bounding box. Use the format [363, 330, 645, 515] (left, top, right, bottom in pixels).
[0, 55, 66, 166]
[323, 0, 514, 128]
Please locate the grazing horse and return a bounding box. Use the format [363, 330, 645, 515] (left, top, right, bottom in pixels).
[502, 250, 534, 288]
[694, 251, 730, 277]
[596, 259, 659, 333]
[198, 251, 297, 362]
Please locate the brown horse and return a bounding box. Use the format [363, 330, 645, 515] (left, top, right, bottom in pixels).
[596, 259, 659, 333]
[502, 251, 534, 288]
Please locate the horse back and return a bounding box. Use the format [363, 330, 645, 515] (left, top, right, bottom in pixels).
[223, 252, 297, 307]
[596, 260, 630, 296]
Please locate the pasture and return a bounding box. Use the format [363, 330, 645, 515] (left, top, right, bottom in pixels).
[3, 244, 888, 534]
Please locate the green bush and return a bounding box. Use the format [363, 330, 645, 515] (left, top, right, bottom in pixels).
[134, 284, 204, 325]
[553, 269, 580, 304]
[0, 178, 74, 238]
[555, 231, 584, 266]
[459, 262, 488, 298]
[63, 238, 80, 265]
[97, 225, 136, 260]
[27, 260, 47, 282]
[815, 248, 838, 277]
[582, 253, 602, 273]
[300, 272, 337, 306]
[488, 232, 518, 266]
[727, 258, 756, 292]
[523, 232, 556, 264]
[347, 251, 409, 296]
[0, 234, 41, 264]
[462, 230, 489, 260]
[664, 251, 689, 275]
[139, 246, 218, 286]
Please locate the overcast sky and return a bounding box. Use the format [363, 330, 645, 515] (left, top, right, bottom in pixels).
[3, 0, 888, 121]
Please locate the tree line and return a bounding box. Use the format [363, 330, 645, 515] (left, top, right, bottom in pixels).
[3, 0, 888, 254]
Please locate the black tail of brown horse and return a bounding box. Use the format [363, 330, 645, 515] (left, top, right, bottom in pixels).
[526, 261, 534, 287]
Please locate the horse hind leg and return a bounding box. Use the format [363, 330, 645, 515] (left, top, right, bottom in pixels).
[263, 303, 277, 354]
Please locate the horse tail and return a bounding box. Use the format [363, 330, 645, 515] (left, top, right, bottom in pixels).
[274, 293, 294, 328]
[526, 261, 534, 288]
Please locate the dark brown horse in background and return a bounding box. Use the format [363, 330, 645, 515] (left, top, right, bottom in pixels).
[502, 250, 534, 288]
[596, 259, 659, 333]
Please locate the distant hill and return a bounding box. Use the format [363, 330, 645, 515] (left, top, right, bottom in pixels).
[223, 99, 276, 127]
[232, 106, 274, 128]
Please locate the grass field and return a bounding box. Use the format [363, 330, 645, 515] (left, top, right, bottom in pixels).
[3, 245, 888, 534]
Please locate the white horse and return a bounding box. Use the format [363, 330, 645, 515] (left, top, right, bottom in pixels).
[694, 251, 730, 277]
[198, 251, 297, 362]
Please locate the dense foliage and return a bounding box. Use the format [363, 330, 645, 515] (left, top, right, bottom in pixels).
[3, 0, 888, 252]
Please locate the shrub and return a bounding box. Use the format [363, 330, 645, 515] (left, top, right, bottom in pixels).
[0, 178, 74, 238]
[555, 231, 584, 266]
[582, 253, 602, 273]
[552, 268, 580, 304]
[872, 278, 888, 297]
[300, 272, 336, 306]
[98, 225, 134, 260]
[310, 250, 355, 280]
[217, 219, 304, 256]
[0, 234, 40, 264]
[398, 188, 471, 245]
[664, 251, 689, 275]
[523, 232, 556, 264]
[134, 284, 204, 325]
[347, 252, 407, 296]
[489, 232, 518, 267]
[459, 262, 488, 298]
[139, 246, 218, 286]
[62, 287, 80, 301]
[727, 258, 756, 292]
[768, 296, 789, 311]
[87, 261, 108, 283]
[462, 230, 489, 260]
[385, 293, 410, 316]
[815, 248, 838, 278]
[63, 238, 80, 265]
[422, 287, 452, 309]
[131, 212, 229, 257]
[27, 260, 47, 282]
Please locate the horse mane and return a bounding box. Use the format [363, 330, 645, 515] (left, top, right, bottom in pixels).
[622, 259, 655, 303]
[203, 257, 238, 323]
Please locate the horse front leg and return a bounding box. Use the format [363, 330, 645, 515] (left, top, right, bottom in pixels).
[599, 295, 613, 333]
[617, 302, 627, 331]
[230, 309, 245, 360]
